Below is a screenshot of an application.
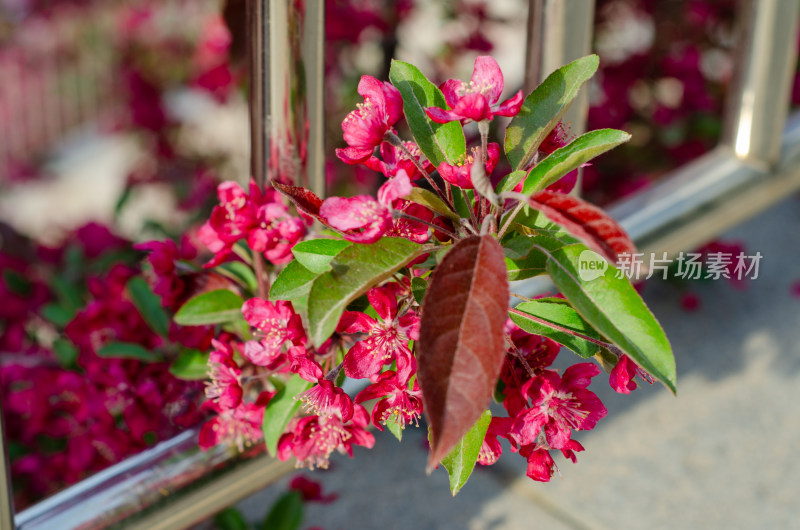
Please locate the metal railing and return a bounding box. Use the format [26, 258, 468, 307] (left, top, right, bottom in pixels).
[2, 0, 799, 528]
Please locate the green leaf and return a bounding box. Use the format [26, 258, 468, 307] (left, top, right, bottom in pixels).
[407, 187, 460, 222]
[307, 237, 425, 346]
[510, 298, 607, 358]
[503, 235, 545, 280]
[41, 303, 74, 327]
[502, 235, 534, 259]
[262, 375, 313, 457]
[520, 129, 631, 194]
[218, 261, 259, 292]
[505, 55, 599, 170]
[169, 349, 209, 380]
[97, 341, 159, 361]
[439, 409, 491, 496]
[174, 289, 244, 326]
[7, 441, 26, 462]
[261, 491, 304, 530]
[452, 188, 473, 219]
[52, 338, 78, 368]
[411, 276, 428, 305]
[50, 275, 83, 312]
[389, 60, 466, 167]
[3, 269, 32, 296]
[291, 239, 351, 274]
[385, 414, 404, 442]
[494, 170, 527, 194]
[214, 507, 249, 530]
[127, 276, 169, 337]
[533, 236, 676, 392]
[270, 260, 319, 302]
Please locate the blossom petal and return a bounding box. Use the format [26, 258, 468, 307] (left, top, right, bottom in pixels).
[382, 81, 404, 126]
[494, 90, 524, 117]
[440, 79, 465, 108]
[425, 106, 462, 124]
[610, 354, 639, 394]
[453, 92, 492, 122]
[336, 146, 374, 165]
[471, 56, 504, 104]
[376, 171, 412, 207]
[367, 287, 397, 322]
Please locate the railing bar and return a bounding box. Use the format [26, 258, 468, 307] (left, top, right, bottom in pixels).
[610, 111, 800, 257]
[123, 457, 295, 530]
[721, 0, 799, 164]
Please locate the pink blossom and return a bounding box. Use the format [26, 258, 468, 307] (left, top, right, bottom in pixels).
[386, 201, 432, 243]
[320, 171, 411, 244]
[242, 298, 306, 361]
[199, 399, 268, 451]
[477, 417, 514, 466]
[135, 237, 197, 310]
[437, 143, 500, 189]
[204, 340, 243, 409]
[355, 368, 423, 430]
[680, 292, 701, 311]
[538, 122, 580, 194]
[519, 438, 585, 482]
[609, 354, 654, 394]
[336, 76, 403, 164]
[320, 195, 392, 244]
[288, 345, 325, 382]
[277, 405, 375, 469]
[510, 364, 607, 449]
[289, 476, 339, 504]
[298, 379, 355, 422]
[364, 141, 431, 180]
[199, 180, 306, 267]
[500, 320, 561, 391]
[248, 202, 307, 265]
[337, 285, 419, 381]
[425, 56, 523, 124]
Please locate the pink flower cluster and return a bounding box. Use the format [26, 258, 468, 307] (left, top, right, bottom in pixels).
[475, 321, 606, 481]
[0, 224, 206, 508]
[199, 180, 308, 267]
[474, 320, 655, 481]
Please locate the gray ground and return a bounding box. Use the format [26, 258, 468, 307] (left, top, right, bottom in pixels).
[235, 196, 800, 530]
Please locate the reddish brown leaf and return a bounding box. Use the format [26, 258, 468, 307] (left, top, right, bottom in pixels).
[418, 235, 509, 469]
[529, 190, 636, 263]
[271, 180, 325, 223]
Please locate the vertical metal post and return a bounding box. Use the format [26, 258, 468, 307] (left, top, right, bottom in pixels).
[524, 0, 595, 196]
[722, 0, 799, 166]
[249, 0, 325, 197]
[248, 0, 269, 187]
[0, 397, 17, 530]
[524, 0, 595, 137]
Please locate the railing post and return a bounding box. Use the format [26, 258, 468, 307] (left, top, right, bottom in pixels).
[249, 0, 325, 196]
[524, 0, 595, 137]
[722, 0, 799, 166]
[525, 0, 595, 196]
